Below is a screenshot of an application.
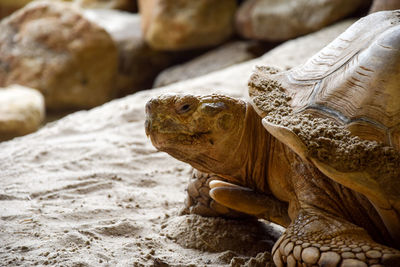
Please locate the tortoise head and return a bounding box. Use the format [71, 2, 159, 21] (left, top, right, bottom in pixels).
[145, 94, 247, 174]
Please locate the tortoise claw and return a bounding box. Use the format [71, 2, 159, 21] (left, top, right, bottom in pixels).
[182, 170, 251, 219]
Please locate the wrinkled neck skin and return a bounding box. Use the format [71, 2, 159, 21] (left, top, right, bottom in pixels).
[216, 104, 271, 194]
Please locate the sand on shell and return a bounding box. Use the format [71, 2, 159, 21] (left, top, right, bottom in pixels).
[249, 66, 400, 202]
[0, 20, 354, 266]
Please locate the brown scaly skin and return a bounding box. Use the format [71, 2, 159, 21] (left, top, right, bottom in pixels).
[181, 170, 254, 219]
[145, 94, 400, 266]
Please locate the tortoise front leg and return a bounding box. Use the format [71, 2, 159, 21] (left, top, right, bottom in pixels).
[181, 169, 249, 219]
[273, 206, 400, 267]
[209, 180, 291, 227]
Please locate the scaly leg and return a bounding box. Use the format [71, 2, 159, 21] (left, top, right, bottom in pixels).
[272, 206, 400, 267]
[209, 179, 290, 226]
[181, 169, 249, 219]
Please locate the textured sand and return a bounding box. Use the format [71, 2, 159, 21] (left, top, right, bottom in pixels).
[0, 20, 354, 266]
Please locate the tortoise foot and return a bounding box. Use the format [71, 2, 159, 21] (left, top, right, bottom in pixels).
[273, 208, 400, 267]
[181, 170, 249, 219]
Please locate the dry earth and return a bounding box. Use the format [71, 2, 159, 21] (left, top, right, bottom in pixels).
[0, 20, 354, 266]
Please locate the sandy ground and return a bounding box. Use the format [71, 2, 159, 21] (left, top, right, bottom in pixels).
[0, 20, 354, 266]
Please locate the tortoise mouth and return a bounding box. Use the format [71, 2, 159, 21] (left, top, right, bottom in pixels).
[148, 128, 212, 149]
[145, 115, 212, 151]
[163, 132, 211, 146]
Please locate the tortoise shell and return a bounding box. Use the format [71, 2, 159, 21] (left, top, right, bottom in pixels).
[251, 10, 400, 149]
[248, 10, 400, 240]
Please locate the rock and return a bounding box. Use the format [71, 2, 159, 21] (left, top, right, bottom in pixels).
[154, 40, 273, 87]
[0, 1, 118, 110]
[369, 0, 400, 13]
[0, 0, 137, 20]
[0, 0, 32, 19]
[0, 85, 45, 141]
[138, 0, 237, 50]
[236, 0, 364, 41]
[76, 0, 137, 12]
[83, 9, 194, 96]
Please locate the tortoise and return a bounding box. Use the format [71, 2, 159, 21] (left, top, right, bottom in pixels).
[145, 10, 400, 267]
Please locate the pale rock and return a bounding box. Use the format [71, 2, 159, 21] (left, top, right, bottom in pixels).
[138, 0, 237, 50]
[236, 0, 364, 41]
[154, 40, 272, 87]
[0, 1, 118, 110]
[0, 84, 45, 141]
[83, 9, 192, 96]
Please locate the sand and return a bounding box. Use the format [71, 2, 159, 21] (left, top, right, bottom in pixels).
[0, 20, 354, 266]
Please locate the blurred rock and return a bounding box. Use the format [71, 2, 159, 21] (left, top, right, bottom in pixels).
[76, 0, 137, 12]
[369, 0, 400, 12]
[154, 40, 274, 87]
[0, 1, 118, 110]
[236, 0, 363, 41]
[83, 9, 197, 96]
[0, 0, 33, 19]
[0, 0, 135, 20]
[0, 84, 45, 141]
[138, 0, 237, 51]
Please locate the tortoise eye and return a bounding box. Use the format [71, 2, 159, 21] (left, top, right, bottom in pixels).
[177, 104, 191, 114]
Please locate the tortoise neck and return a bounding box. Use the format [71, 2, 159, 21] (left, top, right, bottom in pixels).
[226, 103, 272, 193]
